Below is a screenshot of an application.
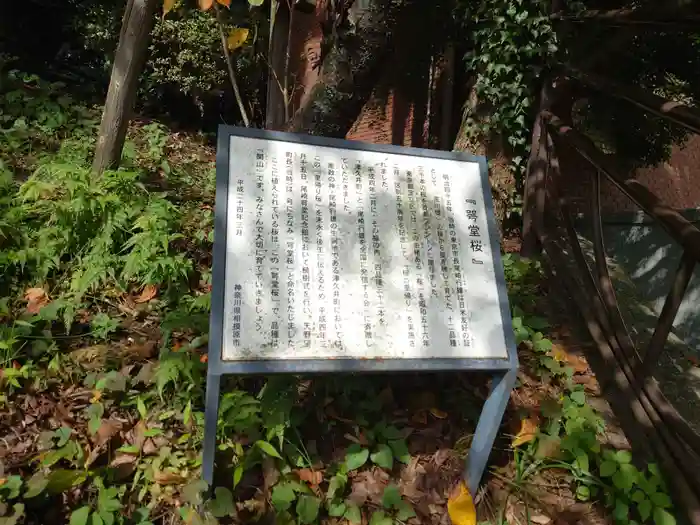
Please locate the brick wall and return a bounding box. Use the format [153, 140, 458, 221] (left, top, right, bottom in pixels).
[555, 134, 700, 215]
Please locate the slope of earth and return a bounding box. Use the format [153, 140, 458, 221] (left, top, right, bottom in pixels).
[0, 72, 677, 525]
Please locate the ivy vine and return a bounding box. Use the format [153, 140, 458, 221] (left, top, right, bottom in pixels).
[456, 0, 558, 214]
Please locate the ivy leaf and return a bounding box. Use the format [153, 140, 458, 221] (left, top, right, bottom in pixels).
[344, 445, 369, 471]
[271, 483, 296, 512]
[233, 465, 244, 488]
[615, 450, 633, 464]
[209, 487, 235, 518]
[613, 500, 629, 522]
[612, 463, 638, 492]
[255, 440, 282, 459]
[574, 448, 589, 474]
[344, 503, 362, 524]
[369, 510, 393, 525]
[397, 500, 416, 520]
[575, 485, 590, 502]
[70, 507, 92, 525]
[326, 473, 347, 500]
[46, 469, 87, 494]
[24, 472, 49, 499]
[653, 508, 676, 525]
[600, 459, 617, 478]
[371, 444, 393, 470]
[651, 492, 673, 509]
[296, 495, 320, 524]
[569, 390, 586, 406]
[328, 501, 346, 517]
[53, 427, 72, 448]
[381, 485, 402, 509]
[388, 439, 411, 464]
[638, 499, 652, 522]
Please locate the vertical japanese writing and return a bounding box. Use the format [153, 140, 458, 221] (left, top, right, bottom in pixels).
[254, 148, 266, 334]
[466, 198, 484, 265]
[393, 165, 414, 348]
[356, 161, 372, 344]
[427, 169, 439, 300]
[416, 166, 430, 348]
[405, 169, 417, 349]
[370, 163, 385, 328]
[285, 151, 295, 347]
[315, 156, 327, 347]
[329, 160, 343, 342]
[235, 178, 244, 237]
[300, 153, 311, 348]
[232, 284, 242, 346]
[269, 155, 281, 346]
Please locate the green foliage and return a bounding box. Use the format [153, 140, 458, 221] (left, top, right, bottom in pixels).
[70, 1, 266, 126]
[456, 0, 557, 213]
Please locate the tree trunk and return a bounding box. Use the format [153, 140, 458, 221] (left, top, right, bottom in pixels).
[285, 0, 420, 137]
[92, 0, 159, 174]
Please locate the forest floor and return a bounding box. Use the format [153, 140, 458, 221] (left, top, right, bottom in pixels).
[0, 71, 675, 525]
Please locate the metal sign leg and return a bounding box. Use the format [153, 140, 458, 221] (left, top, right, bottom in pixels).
[464, 368, 517, 494]
[202, 372, 222, 487]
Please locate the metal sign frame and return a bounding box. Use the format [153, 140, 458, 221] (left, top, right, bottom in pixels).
[203, 125, 518, 494]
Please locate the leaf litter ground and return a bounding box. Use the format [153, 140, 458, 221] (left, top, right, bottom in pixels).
[0, 232, 632, 525]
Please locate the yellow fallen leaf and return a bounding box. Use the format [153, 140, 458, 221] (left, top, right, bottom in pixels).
[227, 28, 250, 51]
[90, 390, 102, 404]
[162, 0, 176, 17]
[549, 343, 588, 373]
[0, 478, 6, 487]
[447, 482, 476, 525]
[216, 0, 231, 6]
[430, 407, 448, 419]
[512, 417, 538, 448]
[198, 0, 213, 10]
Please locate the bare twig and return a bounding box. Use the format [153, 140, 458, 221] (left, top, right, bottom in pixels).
[283, 0, 295, 123]
[214, 2, 251, 127]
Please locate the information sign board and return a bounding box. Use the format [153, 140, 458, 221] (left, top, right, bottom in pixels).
[204, 127, 517, 494]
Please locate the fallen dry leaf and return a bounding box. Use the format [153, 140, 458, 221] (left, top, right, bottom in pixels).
[134, 284, 158, 304]
[447, 482, 476, 525]
[24, 287, 49, 314]
[94, 419, 122, 447]
[295, 468, 323, 486]
[512, 417, 539, 448]
[429, 408, 448, 419]
[110, 454, 137, 480]
[531, 514, 552, 525]
[154, 469, 187, 485]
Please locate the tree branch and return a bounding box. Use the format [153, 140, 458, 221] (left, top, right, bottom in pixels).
[214, 2, 250, 128]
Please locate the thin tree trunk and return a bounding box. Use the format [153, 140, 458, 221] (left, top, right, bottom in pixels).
[92, 0, 159, 174]
[285, 0, 420, 137]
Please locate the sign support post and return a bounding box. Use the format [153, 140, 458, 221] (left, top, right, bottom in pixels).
[203, 126, 518, 494]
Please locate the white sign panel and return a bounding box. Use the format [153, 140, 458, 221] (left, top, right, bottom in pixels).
[221, 135, 508, 362]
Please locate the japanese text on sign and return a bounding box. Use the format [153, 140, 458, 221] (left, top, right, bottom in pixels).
[222, 137, 507, 361]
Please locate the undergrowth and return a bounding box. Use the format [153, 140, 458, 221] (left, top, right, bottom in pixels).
[0, 70, 676, 525]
